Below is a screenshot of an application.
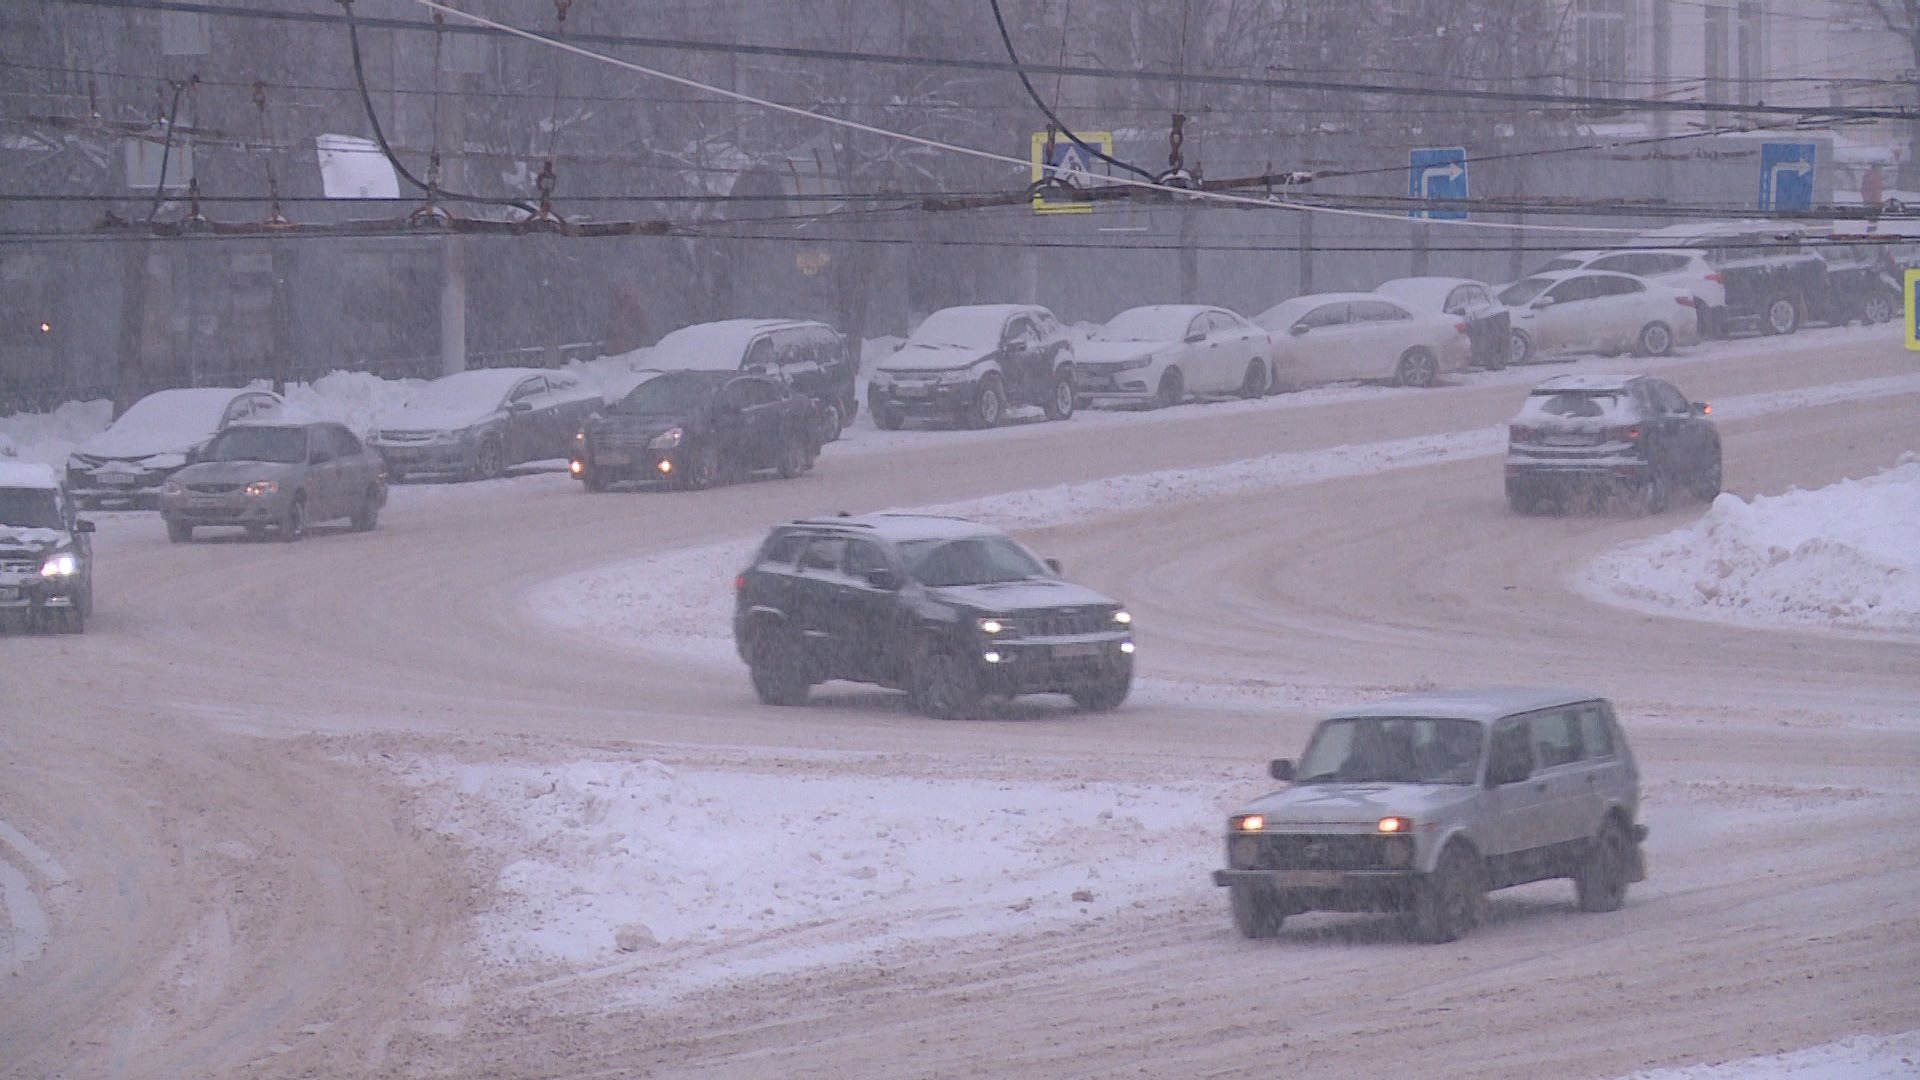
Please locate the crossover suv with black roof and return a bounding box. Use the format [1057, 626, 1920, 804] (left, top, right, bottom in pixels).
[1212, 688, 1646, 943]
[571, 370, 819, 491]
[1505, 374, 1721, 515]
[732, 512, 1134, 719]
[867, 305, 1077, 430]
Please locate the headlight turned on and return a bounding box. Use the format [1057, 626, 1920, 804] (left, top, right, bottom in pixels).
[1112, 609, 1132, 625]
[40, 552, 77, 577]
[244, 480, 278, 497]
[1233, 814, 1265, 832]
[1377, 816, 1414, 834]
[648, 427, 683, 451]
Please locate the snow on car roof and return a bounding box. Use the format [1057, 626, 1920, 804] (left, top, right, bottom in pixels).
[80, 387, 263, 457]
[0, 461, 61, 489]
[652, 319, 817, 369]
[1374, 277, 1487, 307]
[1632, 219, 1811, 244]
[1253, 292, 1399, 324]
[1331, 687, 1602, 724]
[786, 512, 1005, 542]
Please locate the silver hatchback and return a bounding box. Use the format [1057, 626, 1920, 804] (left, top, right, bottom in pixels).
[1212, 687, 1645, 943]
[159, 421, 387, 543]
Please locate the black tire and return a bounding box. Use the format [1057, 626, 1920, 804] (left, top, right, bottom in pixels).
[1070, 667, 1132, 712]
[279, 496, 306, 542]
[58, 605, 84, 635]
[873, 400, 905, 431]
[677, 444, 721, 491]
[1506, 486, 1539, 516]
[968, 377, 1007, 429]
[776, 435, 809, 479]
[1154, 367, 1185, 408]
[580, 463, 609, 493]
[1409, 844, 1486, 944]
[1229, 881, 1286, 940]
[1041, 370, 1076, 421]
[1861, 292, 1895, 325]
[1508, 328, 1535, 365]
[1238, 358, 1270, 398]
[350, 486, 381, 532]
[1574, 820, 1634, 913]
[471, 437, 506, 481]
[748, 627, 811, 706]
[80, 581, 94, 620]
[165, 517, 193, 544]
[1637, 321, 1674, 357]
[1689, 445, 1723, 502]
[910, 649, 983, 720]
[816, 400, 844, 443]
[387, 466, 407, 485]
[1395, 347, 1439, 388]
[1762, 296, 1801, 336]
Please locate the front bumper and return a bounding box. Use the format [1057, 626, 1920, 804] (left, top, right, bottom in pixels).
[372, 442, 475, 477]
[970, 634, 1133, 694]
[870, 381, 973, 417]
[159, 491, 291, 526]
[574, 444, 682, 485]
[67, 476, 167, 509]
[0, 573, 82, 613]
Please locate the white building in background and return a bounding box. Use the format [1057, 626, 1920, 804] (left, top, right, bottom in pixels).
[1569, 0, 1912, 187]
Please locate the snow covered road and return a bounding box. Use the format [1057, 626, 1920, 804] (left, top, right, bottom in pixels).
[2, 328, 1916, 1079]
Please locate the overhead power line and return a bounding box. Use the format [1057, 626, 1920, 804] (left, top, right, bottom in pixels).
[46, 0, 1920, 123]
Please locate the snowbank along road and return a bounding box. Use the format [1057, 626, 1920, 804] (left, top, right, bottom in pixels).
[2, 328, 1917, 1079]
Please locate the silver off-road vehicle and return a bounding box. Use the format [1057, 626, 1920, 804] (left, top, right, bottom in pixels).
[1212, 688, 1646, 943]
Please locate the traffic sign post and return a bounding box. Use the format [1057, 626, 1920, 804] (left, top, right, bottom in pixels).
[1030, 131, 1113, 215]
[1759, 142, 1816, 212]
[1905, 269, 1919, 351]
[1409, 147, 1469, 221]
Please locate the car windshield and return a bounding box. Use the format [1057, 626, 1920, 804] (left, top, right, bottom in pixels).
[1522, 390, 1629, 419]
[407, 370, 519, 414]
[1536, 257, 1585, 273]
[1499, 278, 1554, 306]
[611, 373, 720, 416]
[1092, 309, 1189, 342]
[909, 309, 1007, 351]
[202, 426, 309, 464]
[0, 488, 63, 530]
[899, 535, 1049, 587]
[1294, 716, 1484, 785]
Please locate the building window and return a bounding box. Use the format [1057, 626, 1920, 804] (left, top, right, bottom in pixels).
[1573, 0, 1631, 101]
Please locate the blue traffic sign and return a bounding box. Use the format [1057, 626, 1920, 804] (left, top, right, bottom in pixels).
[1759, 142, 1816, 212]
[1409, 147, 1469, 220]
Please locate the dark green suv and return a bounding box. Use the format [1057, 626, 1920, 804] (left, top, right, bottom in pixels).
[0, 461, 96, 634]
[732, 513, 1134, 719]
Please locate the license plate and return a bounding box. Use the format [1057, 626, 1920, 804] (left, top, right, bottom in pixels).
[893, 385, 929, 398]
[1272, 870, 1344, 889]
[596, 451, 631, 466]
[190, 497, 222, 509]
[97, 472, 138, 486]
[1545, 434, 1592, 446]
[1052, 642, 1102, 659]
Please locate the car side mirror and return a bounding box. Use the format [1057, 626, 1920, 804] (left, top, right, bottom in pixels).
[74, 519, 96, 534]
[1044, 557, 1063, 575]
[509, 401, 534, 414]
[1691, 401, 1711, 416]
[1289, 324, 1311, 336]
[864, 567, 899, 590]
[1269, 759, 1295, 782]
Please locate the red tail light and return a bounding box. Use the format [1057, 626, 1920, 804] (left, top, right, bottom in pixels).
[1454, 321, 1470, 335]
[734, 574, 747, 592]
[1605, 425, 1642, 442]
[1509, 424, 1536, 442]
[1675, 296, 1695, 307]
[1701, 403, 1712, 415]
[1705, 272, 1724, 283]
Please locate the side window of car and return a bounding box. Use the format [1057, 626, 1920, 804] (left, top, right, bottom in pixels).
[796, 536, 847, 574]
[1354, 300, 1410, 322]
[1443, 287, 1472, 314]
[548, 372, 579, 393]
[1004, 317, 1039, 349]
[1297, 303, 1347, 329]
[1575, 703, 1616, 759]
[758, 531, 806, 567]
[747, 379, 785, 406]
[221, 397, 252, 427]
[1590, 254, 1636, 274]
[1607, 276, 1646, 296]
[509, 378, 544, 403]
[1549, 277, 1598, 304]
[1488, 720, 1534, 783]
[1529, 710, 1584, 769]
[843, 540, 888, 581]
[744, 336, 777, 374]
[1650, 380, 1690, 414]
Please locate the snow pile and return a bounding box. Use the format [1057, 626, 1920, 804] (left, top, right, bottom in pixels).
[277, 370, 421, 436]
[396, 754, 1215, 975]
[1586, 456, 1920, 633]
[1612, 1029, 1920, 1080]
[0, 400, 113, 467]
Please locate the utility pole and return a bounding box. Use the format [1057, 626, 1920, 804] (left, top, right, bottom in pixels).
[436, 35, 468, 376]
[1652, 0, 1674, 205]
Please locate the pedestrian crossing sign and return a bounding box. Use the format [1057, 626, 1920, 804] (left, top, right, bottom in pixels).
[1031, 131, 1113, 215]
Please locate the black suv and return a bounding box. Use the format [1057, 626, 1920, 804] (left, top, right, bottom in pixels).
[1633, 222, 1831, 336]
[732, 513, 1134, 718]
[1505, 374, 1722, 515]
[0, 461, 96, 634]
[867, 305, 1077, 430]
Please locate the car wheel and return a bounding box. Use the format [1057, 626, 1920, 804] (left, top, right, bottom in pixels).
[873, 400, 905, 430]
[81, 581, 94, 620]
[471, 437, 506, 481]
[1574, 820, 1635, 913]
[776, 435, 810, 479]
[1154, 367, 1185, 408]
[386, 465, 407, 485]
[279, 496, 307, 542]
[1229, 881, 1286, 940]
[748, 627, 811, 706]
[1506, 484, 1539, 516]
[1070, 666, 1132, 712]
[1690, 445, 1723, 501]
[1409, 843, 1486, 944]
[1394, 347, 1438, 388]
[1861, 292, 1896, 325]
[969, 377, 1006, 429]
[58, 605, 85, 635]
[580, 463, 609, 492]
[1639, 465, 1670, 516]
[817, 400, 844, 443]
[1041, 371, 1076, 421]
[165, 517, 193, 544]
[1238, 358, 1270, 398]
[1508, 328, 1534, 365]
[350, 485, 381, 532]
[911, 648, 983, 720]
[677, 444, 721, 491]
[1762, 296, 1801, 336]
[1636, 321, 1674, 357]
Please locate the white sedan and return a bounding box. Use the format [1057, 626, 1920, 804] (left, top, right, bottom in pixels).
[1498, 270, 1700, 363]
[1253, 292, 1471, 389]
[1074, 305, 1274, 406]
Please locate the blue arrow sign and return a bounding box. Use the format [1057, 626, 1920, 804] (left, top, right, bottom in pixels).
[1409, 147, 1469, 221]
[1759, 142, 1816, 212]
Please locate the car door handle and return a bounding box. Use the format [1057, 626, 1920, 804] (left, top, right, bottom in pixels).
[1532, 782, 1548, 793]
